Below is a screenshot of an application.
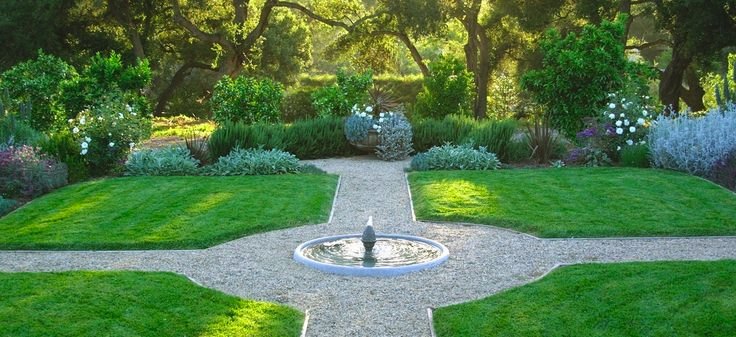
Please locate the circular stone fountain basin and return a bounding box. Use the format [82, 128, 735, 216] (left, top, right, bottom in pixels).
[294, 234, 449, 277]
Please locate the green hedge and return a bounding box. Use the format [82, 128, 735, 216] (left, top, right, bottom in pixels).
[413, 116, 517, 161]
[295, 74, 423, 104]
[209, 116, 359, 160]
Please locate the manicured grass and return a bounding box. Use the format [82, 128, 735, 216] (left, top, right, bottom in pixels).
[0, 271, 302, 337]
[434, 260, 736, 337]
[0, 175, 337, 250]
[409, 168, 736, 237]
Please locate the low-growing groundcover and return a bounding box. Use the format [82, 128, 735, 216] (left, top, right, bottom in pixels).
[433, 261, 736, 337]
[409, 168, 736, 237]
[0, 271, 302, 337]
[0, 175, 337, 249]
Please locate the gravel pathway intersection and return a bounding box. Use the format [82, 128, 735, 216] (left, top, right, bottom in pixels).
[1, 156, 735, 336]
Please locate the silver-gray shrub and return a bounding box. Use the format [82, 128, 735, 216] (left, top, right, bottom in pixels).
[203, 147, 300, 176]
[125, 146, 200, 176]
[410, 143, 500, 171]
[376, 112, 413, 161]
[648, 104, 736, 175]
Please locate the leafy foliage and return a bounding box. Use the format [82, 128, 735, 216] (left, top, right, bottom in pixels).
[415, 56, 474, 118]
[0, 108, 43, 147]
[311, 70, 372, 117]
[125, 147, 199, 176]
[412, 116, 516, 161]
[0, 51, 76, 131]
[281, 88, 318, 122]
[411, 143, 500, 171]
[521, 18, 651, 137]
[59, 52, 151, 120]
[210, 76, 284, 125]
[203, 147, 300, 176]
[0, 145, 68, 199]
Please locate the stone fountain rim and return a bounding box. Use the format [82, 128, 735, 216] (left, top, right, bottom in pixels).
[293, 233, 450, 277]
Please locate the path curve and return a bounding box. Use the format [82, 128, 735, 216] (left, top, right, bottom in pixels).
[1, 156, 735, 337]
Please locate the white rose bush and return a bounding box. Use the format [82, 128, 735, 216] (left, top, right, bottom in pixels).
[69, 96, 151, 175]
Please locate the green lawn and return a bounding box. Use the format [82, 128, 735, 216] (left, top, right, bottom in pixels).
[0, 175, 337, 250]
[0, 271, 302, 337]
[434, 260, 736, 337]
[409, 168, 736, 237]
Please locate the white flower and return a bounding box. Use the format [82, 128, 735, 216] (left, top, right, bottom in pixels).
[68, 118, 74, 124]
[615, 120, 622, 127]
[639, 140, 646, 145]
[617, 146, 621, 151]
[108, 142, 115, 147]
[118, 113, 124, 119]
[365, 106, 373, 113]
[642, 110, 648, 116]
[85, 136, 91, 142]
[98, 116, 103, 121]
[645, 96, 650, 99]
[81, 142, 88, 149]
[608, 103, 616, 109]
[626, 139, 634, 146]
[620, 113, 625, 118]
[372, 124, 378, 129]
[129, 142, 135, 149]
[608, 113, 615, 119]
[80, 149, 88, 155]
[72, 127, 80, 134]
[616, 128, 623, 135]
[379, 113, 385, 118]
[379, 118, 384, 123]
[126, 105, 132, 112]
[624, 119, 630, 126]
[80, 117, 86, 125]
[112, 122, 117, 127]
[131, 112, 137, 116]
[637, 118, 645, 125]
[360, 112, 367, 117]
[621, 98, 626, 102]
[629, 126, 636, 133]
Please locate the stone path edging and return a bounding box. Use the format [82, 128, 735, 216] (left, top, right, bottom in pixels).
[0, 156, 735, 337]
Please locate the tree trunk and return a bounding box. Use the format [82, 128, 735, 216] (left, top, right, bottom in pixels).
[474, 31, 491, 119]
[396, 32, 429, 77]
[659, 52, 692, 114]
[680, 65, 706, 112]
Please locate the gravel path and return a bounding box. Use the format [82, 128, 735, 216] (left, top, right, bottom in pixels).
[1, 156, 735, 336]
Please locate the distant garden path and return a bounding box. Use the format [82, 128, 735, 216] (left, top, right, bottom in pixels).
[1, 156, 735, 336]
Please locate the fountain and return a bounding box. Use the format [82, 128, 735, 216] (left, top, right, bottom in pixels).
[293, 217, 449, 276]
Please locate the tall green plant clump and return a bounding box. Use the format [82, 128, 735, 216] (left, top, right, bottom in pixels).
[521, 17, 652, 138]
[210, 75, 284, 125]
[412, 115, 517, 161]
[415, 56, 474, 119]
[208, 117, 358, 161]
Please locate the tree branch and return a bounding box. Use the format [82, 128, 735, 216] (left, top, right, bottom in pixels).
[275, 1, 351, 30]
[170, 0, 233, 50]
[625, 38, 670, 50]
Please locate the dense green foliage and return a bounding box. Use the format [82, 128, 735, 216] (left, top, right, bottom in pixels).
[415, 57, 474, 118]
[0, 271, 303, 337]
[522, 19, 649, 137]
[38, 131, 89, 182]
[411, 143, 500, 171]
[311, 70, 372, 117]
[412, 116, 517, 161]
[281, 88, 318, 122]
[210, 76, 284, 125]
[59, 52, 151, 119]
[434, 261, 736, 337]
[0, 175, 337, 249]
[208, 117, 358, 160]
[0, 52, 76, 131]
[409, 168, 736, 237]
[0, 110, 42, 146]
